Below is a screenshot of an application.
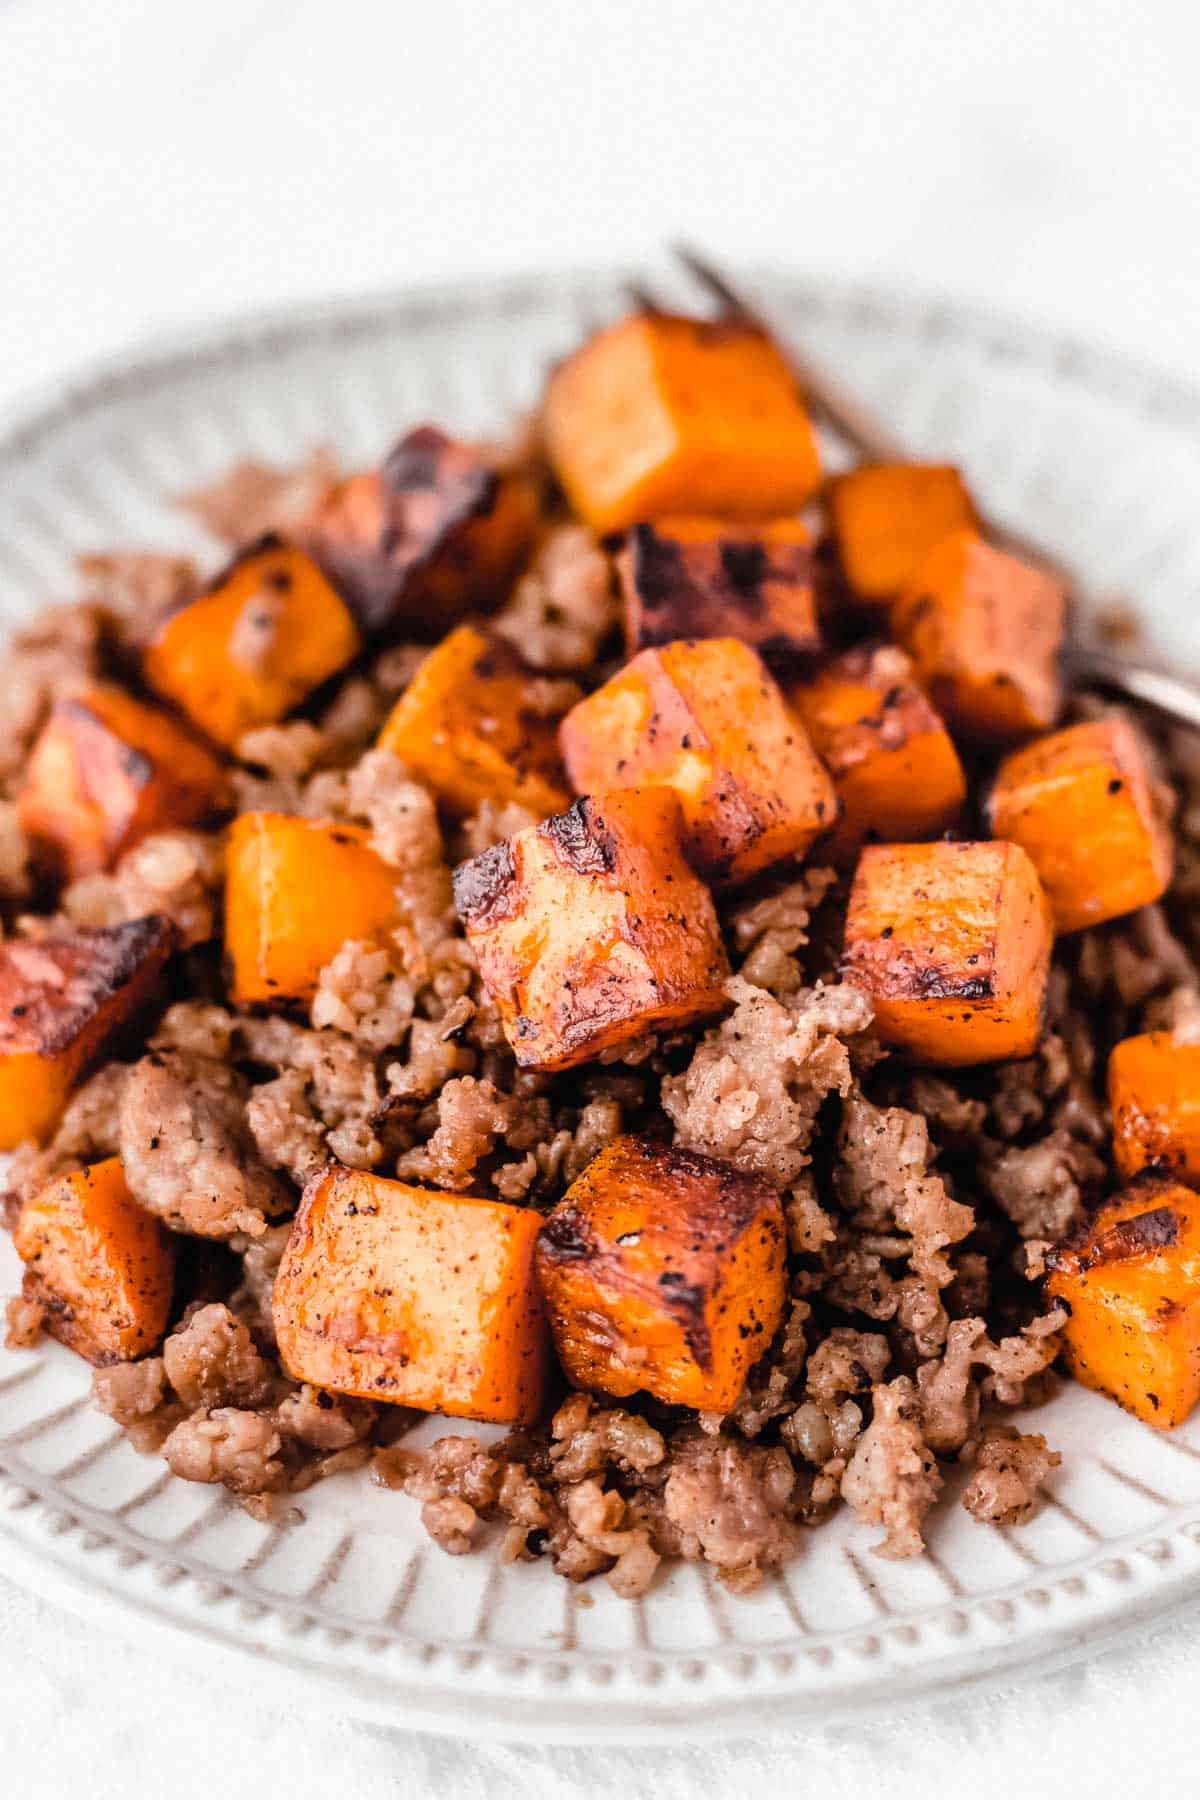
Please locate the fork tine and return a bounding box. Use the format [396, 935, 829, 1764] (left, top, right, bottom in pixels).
[624, 277, 664, 314]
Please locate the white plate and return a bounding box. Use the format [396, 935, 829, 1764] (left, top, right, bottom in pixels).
[1, 272, 1199, 1745]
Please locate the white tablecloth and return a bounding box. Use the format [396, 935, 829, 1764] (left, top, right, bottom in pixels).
[2, 1, 1199, 1793]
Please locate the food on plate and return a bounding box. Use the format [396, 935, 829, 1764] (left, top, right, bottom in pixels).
[3, 300, 1198, 1600]
[987, 717, 1174, 931]
[892, 528, 1067, 741]
[560, 636, 837, 883]
[273, 1163, 550, 1424]
[14, 1157, 175, 1363]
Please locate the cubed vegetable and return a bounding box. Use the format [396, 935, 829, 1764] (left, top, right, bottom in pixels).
[1046, 1179, 1200, 1429]
[536, 1135, 786, 1412]
[1109, 1032, 1200, 1182]
[18, 682, 230, 879]
[273, 1162, 551, 1424]
[376, 623, 571, 818]
[789, 643, 966, 861]
[543, 311, 821, 534]
[14, 1157, 176, 1364]
[892, 529, 1066, 742]
[841, 840, 1053, 1065]
[618, 514, 820, 671]
[308, 426, 538, 632]
[225, 812, 399, 1007]
[560, 636, 837, 884]
[453, 790, 729, 1071]
[987, 717, 1173, 932]
[143, 536, 361, 748]
[826, 462, 975, 606]
[0, 916, 175, 1148]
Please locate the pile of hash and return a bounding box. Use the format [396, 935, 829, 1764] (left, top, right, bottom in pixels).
[3, 310, 1200, 1597]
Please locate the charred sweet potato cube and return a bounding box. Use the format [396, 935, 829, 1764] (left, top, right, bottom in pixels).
[18, 682, 230, 880]
[273, 1162, 551, 1424]
[618, 515, 820, 671]
[560, 637, 837, 885]
[842, 840, 1053, 1065]
[453, 790, 728, 1071]
[987, 718, 1173, 932]
[225, 812, 398, 1007]
[892, 529, 1066, 742]
[1109, 1032, 1200, 1183]
[14, 1157, 176, 1364]
[308, 426, 538, 633]
[543, 311, 821, 534]
[143, 536, 361, 748]
[536, 1135, 786, 1412]
[826, 463, 976, 606]
[376, 623, 571, 819]
[1046, 1179, 1200, 1428]
[789, 643, 966, 861]
[0, 915, 175, 1149]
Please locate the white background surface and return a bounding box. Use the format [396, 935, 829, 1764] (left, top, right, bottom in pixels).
[1, 1, 1199, 1794]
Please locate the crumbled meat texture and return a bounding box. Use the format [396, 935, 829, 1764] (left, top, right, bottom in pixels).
[119, 1051, 292, 1239]
[4, 441, 1198, 1598]
[180, 449, 339, 544]
[840, 1378, 943, 1559]
[162, 1302, 276, 1409]
[962, 1428, 1061, 1525]
[4, 1292, 45, 1349]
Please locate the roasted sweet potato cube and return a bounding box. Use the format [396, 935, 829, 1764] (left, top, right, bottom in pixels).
[560, 637, 837, 885]
[543, 311, 821, 534]
[536, 1135, 786, 1412]
[987, 718, 1173, 932]
[308, 427, 538, 632]
[143, 536, 361, 748]
[789, 643, 966, 861]
[841, 841, 1053, 1065]
[14, 1157, 176, 1364]
[1046, 1179, 1200, 1428]
[0, 916, 175, 1148]
[273, 1163, 551, 1424]
[1109, 1032, 1200, 1182]
[453, 790, 729, 1071]
[18, 682, 230, 879]
[376, 624, 571, 819]
[826, 463, 976, 606]
[892, 529, 1066, 742]
[225, 812, 399, 1007]
[618, 515, 820, 671]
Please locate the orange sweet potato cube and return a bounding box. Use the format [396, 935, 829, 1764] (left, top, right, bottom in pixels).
[841, 840, 1053, 1065]
[560, 637, 837, 885]
[376, 623, 571, 819]
[1109, 1032, 1200, 1183]
[225, 812, 399, 1007]
[543, 311, 821, 534]
[892, 529, 1066, 742]
[789, 643, 966, 861]
[308, 426, 538, 632]
[14, 1156, 176, 1364]
[618, 515, 820, 671]
[536, 1135, 787, 1412]
[143, 537, 361, 748]
[18, 682, 230, 880]
[826, 463, 976, 606]
[0, 916, 175, 1149]
[453, 790, 729, 1072]
[273, 1162, 552, 1424]
[1046, 1179, 1200, 1429]
[987, 718, 1173, 932]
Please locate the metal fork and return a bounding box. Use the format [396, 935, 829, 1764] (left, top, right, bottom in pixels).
[623, 245, 1200, 733]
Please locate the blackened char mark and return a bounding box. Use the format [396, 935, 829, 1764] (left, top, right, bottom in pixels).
[629, 522, 682, 606]
[719, 539, 768, 598]
[452, 839, 518, 928]
[542, 797, 618, 876]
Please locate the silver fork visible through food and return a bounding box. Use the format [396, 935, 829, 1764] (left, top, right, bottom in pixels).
[623, 245, 1200, 734]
